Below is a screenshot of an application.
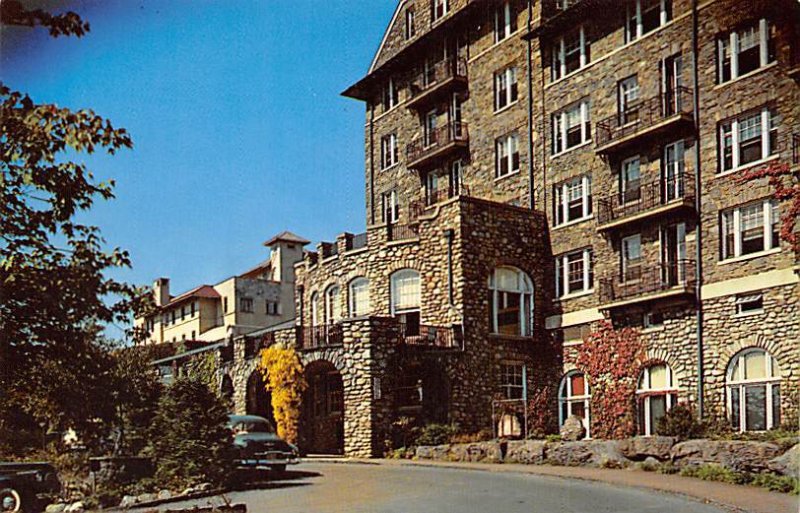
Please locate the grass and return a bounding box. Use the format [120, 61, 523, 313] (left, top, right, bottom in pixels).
[674, 464, 799, 495]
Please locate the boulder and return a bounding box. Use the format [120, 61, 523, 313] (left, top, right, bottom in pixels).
[64, 502, 84, 513]
[195, 482, 213, 492]
[560, 416, 586, 442]
[505, 440, 546, 464]
[546, 441, 629, 468]
[118, 496, 138, 508]
[670, 439, 782, 473]
[768, 444, 799, 478]
[157, 490, 172, 500]
[136, 493, 157, 504]
[45, 503, 66, 513]
[618, 436, 677, 461]
[448, 442, 503, 463]
[415, 444, 451, 461]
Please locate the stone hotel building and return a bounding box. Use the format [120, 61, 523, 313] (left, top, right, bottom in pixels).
[159, 0, 800, 457]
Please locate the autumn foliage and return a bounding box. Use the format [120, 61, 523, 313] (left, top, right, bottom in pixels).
[258, 343, 307, 444]
[576, 321, 645, 439]
[738, 161, 799, 255]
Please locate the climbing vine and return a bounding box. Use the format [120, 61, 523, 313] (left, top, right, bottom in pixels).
[257, 344, 307, 444]
[738, 161, 799, 255]
[576, 321, 645, 439]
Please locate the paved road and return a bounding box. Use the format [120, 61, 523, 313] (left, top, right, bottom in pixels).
[148, 462, 730, 513]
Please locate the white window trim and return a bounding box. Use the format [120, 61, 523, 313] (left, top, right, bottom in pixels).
[552, 26, 588, 82]
[494, 1, 517, 43]
[489, 267, 535, 337]
[554, 175, 592, 226]
[552, 101, 590, 156]
[556, 248, 594, 298]
[496, 132, 520, 178]
[720, 200, 777, 260]
[636, 364, 677, 436]
[390, 269, 421, 315]
[626, 0, 670, 43]
[559, 371, 591, 438]
[348, 278, 370, 317]
[719, 107, 776, 173]
[718, 19, 772, 83]
[432, 0, 449, 22]
[726, 349, 782, 432]
[494, 66, 518, 112]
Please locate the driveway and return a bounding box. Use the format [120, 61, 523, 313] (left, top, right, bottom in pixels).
[135, 462, 733, 513]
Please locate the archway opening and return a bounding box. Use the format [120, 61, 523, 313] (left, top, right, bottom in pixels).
[245, 370, 275, 425]
[301, 360, 344, 455]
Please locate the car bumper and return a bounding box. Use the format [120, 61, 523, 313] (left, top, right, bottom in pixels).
[235, 455, 300, 468]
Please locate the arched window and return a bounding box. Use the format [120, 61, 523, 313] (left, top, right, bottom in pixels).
[637, 363, 678, 436]
[310, 291, 320, 326]
[727, 349, 781, 431]
[488, 266, 534, 336]
[325, 285, 341, 324]
[390, 269, 420, 336]
[349, 277, 370, 317]
[559, 371, 590, 438]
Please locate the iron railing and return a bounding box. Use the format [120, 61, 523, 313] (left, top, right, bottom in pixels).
[596, 173, 695, 226]
[408, 57, 468, 100]
[406, 121, 469, 166]
[399, 321, 463, 350]
[793, 133, 799, 166]
[244, 332, 275, 359]
[348, 232, 368, 251]
[300, 324, 344, 350]
[596, 87, 694, 149]
[599, 259, 696, 304]
[387, 222, 420, 242]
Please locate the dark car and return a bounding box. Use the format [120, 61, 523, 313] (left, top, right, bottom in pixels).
[0, 462, 60, 513]
[227, 415, 299, 473]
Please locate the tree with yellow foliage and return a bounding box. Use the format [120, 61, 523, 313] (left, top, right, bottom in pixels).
[257, 343, 307, 444]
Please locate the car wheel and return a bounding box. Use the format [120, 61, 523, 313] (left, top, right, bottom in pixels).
[0, 488, 23, 513]
[269, 465, 286, 473]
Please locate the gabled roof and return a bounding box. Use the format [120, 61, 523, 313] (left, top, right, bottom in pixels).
[168, 285, 220, 306]
[263, 231, 310, 247]
[368, 0, 409, 74]
[239, 259, 272, 279]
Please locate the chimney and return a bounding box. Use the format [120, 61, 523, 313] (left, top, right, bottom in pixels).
[154, 278, 170, 307]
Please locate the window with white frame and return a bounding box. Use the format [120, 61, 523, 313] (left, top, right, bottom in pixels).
[499, 363, 524, 399]
[240, 297, 254, 313]
[432, 0, 449, 22]
[552, 26, 589, 81]
[620, 156, 641, 204]
[727, 349, 781, 431]
[496, 132, 520, 178]
[622, 234, 642, 282]
[637, 363, 677, 435]
[559, 371, 590, 438]
[643, 309, 664, 329]
[310, 291, 320, 326]
[488, 266, 534, 337]
[494, 66, 518, 111]
[382, 78, 399, 111]
[719, 106, 778, 172]
[494, 1, 517, 42]
[717, 19, 775, 83]
[552, 100, 591, 155]
[618, 75, 640, 125]
[405, 7, 416, 40]
[266, 300, 279, 316]
[348, 277, 370, 317]
[391, 269, 421, 336]
[380, 133, 398, 169]
[325, 285, 341, 324]
[553, 175, 592, 226]
[625, 0, 672, 43]
[720, 200, 779, 259]
[381, 190, 400, 224]
[555, 248, 594, 297]
[735, 293, 764, 315]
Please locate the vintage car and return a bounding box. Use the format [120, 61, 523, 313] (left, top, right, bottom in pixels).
[227, 415, 299, 473]
[0, 462, 60, 513]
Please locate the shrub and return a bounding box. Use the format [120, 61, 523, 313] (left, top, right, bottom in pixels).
[416, 424, 458, 446]
[545, 434, 562, 443]
[258, 344, 307, 445]
[655, 403, 704, 440]
[657, 462, 679, 475]
[751, 473, 800, 494]
[450, 429, 494, 444]
[680, 464, 751, 485]
[148, 377, 233, 490]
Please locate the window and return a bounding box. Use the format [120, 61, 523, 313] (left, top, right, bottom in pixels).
[223, 297, 228, 313]
[325, 286, 341, 324]
[240, 297, 254, 313]
[663, 141, 685, 201]
[494, 1, 517, 43]
[553, 175, 592, 226]
[720, 200, 779, 259]
[637, 363, 677, 435]
[432, 0, 448, 22]
[620, 156, 641, 204]
[719, 106, 778, 172]
[735, 293, 763, 315]
[310, 292, 320, 326]
[494, 67, 518, 111]
[717, 19, 774, 83]
[191, 301, 196, 317]
[391, 269, 421, 336]
[181, 306, 186, 320]
[266, 301, 279, 315]
[424, 110, 437, 146]
[380, 133, 399, 169]
[450, 159, 463, 196]
[552, 27, 589, 81]
[191, 330, 196, 340]
[405, 7, 416, 40]
[625, 0, 671, 43]
[495, 132, 520, 178]
[381, 190, 400, 224]
[643, 310, 664, 329]
[488, 267, 534, 337]
[349, 277, 370, 317]
[555, 248, 594, 297]
[618, 75, 640, 125]
[563, 324, 591, 346]
[727, 349, 781, 431]
[499, 364, 524, 400]
[552, 100, 590, 155]
[622, 234, 642, 282]
[559, 371, 590, 438]
[382, 79, 399, 111]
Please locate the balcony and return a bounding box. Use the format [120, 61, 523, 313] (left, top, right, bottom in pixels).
[409, 185, 470, 219]
[387, 222, 420, 242]
[595, 87, 694, 155]
[407, 58, 468, 112]
[399, 321, 463, 351]
[524, 0, 614, 39]
[299, 324, 343, 350]
[596, 173, 695, 231]
[406, 121, 469, 170]
[599, 259, 696, 309]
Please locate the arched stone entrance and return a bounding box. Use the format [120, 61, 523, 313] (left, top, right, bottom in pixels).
[300, 360, 344, 455]
[245, 370, 275, 425]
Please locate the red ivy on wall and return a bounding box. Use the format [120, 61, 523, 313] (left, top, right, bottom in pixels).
[737, 161, 799, 255]
[576, 321, 645, 440]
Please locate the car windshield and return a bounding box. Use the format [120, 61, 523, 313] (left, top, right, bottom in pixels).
[232, 419, 275, 435]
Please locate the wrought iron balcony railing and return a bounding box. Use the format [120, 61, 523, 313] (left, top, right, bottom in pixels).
[599, 259, 696, 306]
[406, 121, 469, 169]
[399, 321, 463, 350]
[595, 87, 694, 152]
[596, 173, 695, 228]
[300, 324, 344, 350]
[407, 57, 468, 109]
[387, 222, 420, 242]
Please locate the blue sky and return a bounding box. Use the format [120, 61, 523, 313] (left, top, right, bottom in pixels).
[1, 1, 396, 337]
